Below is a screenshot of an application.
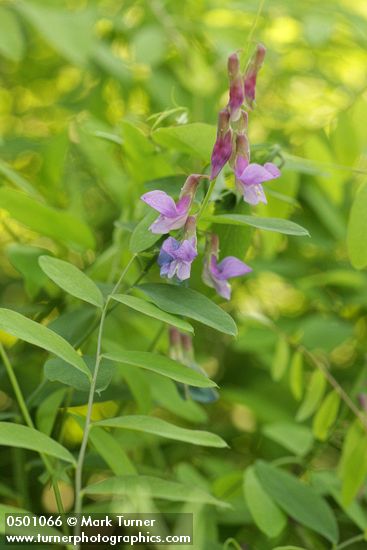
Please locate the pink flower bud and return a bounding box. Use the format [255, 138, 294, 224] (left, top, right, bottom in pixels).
[210, 109, 233, 180]
[244, 43, 266, 109]
[227, 52, 244, 121]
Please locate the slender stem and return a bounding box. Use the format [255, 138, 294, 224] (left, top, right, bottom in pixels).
[74, 254, 137, 519]
[335, 534, 365, 550]
[0, 343, 65, 516]
[196, 178, 217, 222]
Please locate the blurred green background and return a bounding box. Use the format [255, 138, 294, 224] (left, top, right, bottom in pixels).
[1, 1, 367, 549]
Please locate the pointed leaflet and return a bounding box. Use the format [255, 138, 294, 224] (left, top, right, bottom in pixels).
[204, 214, 309, 236]
[255, 460, 338, 544]
[138, 284, 237, 336]
[296, 370, 326, 421]
[0, 309, 90, 380]
[0, 423, 75, 464]
[103, 349, 217, 388]
[39, 256, 104, 308]
[83, 475, 228, 507]
[111, 294, 193, 333]
[243, 467, 286, 538]
[94, 415, 227, 448]
[312, 391, 340, 441]
[271, 337, 290, 381]
[89, 427, 137, 476]
[129, 210, 161, 253]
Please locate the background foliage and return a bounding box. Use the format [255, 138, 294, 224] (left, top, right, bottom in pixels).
[1, 0, 367, 549]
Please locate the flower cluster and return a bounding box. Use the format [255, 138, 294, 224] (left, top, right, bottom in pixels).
[211, 44, 281, 205]
[140, 44, 280, 300]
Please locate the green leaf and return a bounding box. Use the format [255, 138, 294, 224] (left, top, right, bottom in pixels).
[111, 294, 193, 333]
[36, 388, 66, 436]
[204, 214, 309, 236]
[138, 284, 237, 336]
[0, 188, 95, 251]
[153, 123, 216, 161]
[0, 159, 41, 198]
[339, 420, 367, 505]
[0, 7, 24, 62]
[83, 475, 228, 507]
[6, 245, 49, 298]
[87, 427, 137, 476]
[103, 349, 217, 388]
[243, 467, 286, 538]
[255, 461, 338, 544]
[94, 415, 227, 448]
[44, 356, 113, 392]
[0, 422, 75, 464]
[271, 338, 290, 381]
[0, 309, 91, 380]
[289, 351, 304, 401]
[272, 547, 307, 550]
[39, 256, 104, 308]
[312, 391, 340, 441]
[263, 422, 313, 457]
[347, 182, 367, 269]
[129, 210, 161, 253]
[296, 370, 326, 422]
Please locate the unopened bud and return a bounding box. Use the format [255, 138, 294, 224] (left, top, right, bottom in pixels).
[244, 43, 266, 109]
[227, 52, 244, 121]
[227, 52, 241, 79]
[183, 216, 197, 240]
[210, 109, 233, 180]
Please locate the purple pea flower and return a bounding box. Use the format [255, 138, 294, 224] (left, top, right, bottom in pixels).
[210, 108, 233, 180]
[141, 174, 205, 234]
[244, 43, 266, 110]
[202, 234, 252, 300]
[158, 216, 198, 281]
[227, 52, 245, 121]
[235, 155, 281, 205]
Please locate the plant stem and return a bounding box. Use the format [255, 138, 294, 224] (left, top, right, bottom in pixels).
[335, 534, 366, 549]
[0, 343, 66, 516]
[74, 254, 137, 519]
[196, 178, 217, 222]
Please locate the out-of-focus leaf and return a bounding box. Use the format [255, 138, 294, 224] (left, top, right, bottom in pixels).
[289, 351, 304, 401]
[16, 2, 95, 66]
[133, 25, 166, 66]
[39, 256, 104, 308]
[263, 423, 313, 456]
[83, 475, 228, 507]
[44, 356, 114, 392]
[6, 245, 49, 298]
[312, 391, 340, 441]
[0, 7, 24, 62]
[243, 466, 286, 537]
[271, 337, 290, 381]
[0, 160, 41, 198]
[296, 370, 326, 422]
[144, 175, 186, 195]
[138, 283, 237, 336]
[94, 415, 227, 448]
[339, 420, 367, 506]
[103, 349, 217, 388]
[0, 422, 75, 464]
[129, 211, 161, 253]
[0, 188, 95, 251]
[153, 123, 216, 161]
[347, 182, 367, 269]
[205, 214, 309, 236]
[111, 294, 193, 333]
[89, 427, 137, 476]
[255, 461, 338, 544]
[0, 309, 90, 380]
[36, 388, 66, 436]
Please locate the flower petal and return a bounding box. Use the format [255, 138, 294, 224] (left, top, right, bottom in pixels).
[175, 195, 191, 215]
[243, 183, 267, 205]
[176, 262, 192, 281]
[213, 278, 232, 300]
[141, 191, 178, 216]
[216, 256, 252, 280]
[264, 162, 281, 178]
[235, 155, 249, 178]
[174, 240, 197, 262]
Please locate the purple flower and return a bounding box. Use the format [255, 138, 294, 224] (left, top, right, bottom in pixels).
[202, 235, 252, 300]
[227, 52, 245, 121]
[210, 109, 233, 180]
[244, 43, 266, 110]
[158, 237, 197, 281]
[235, 155, 280, 205]
[141, 174, 206, 234]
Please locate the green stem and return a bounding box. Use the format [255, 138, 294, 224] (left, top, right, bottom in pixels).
[335, 534, 365, 549]
[74, 254, 137, 521]
[0, 343, 65, 516]
[196, 178, 217, 222]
